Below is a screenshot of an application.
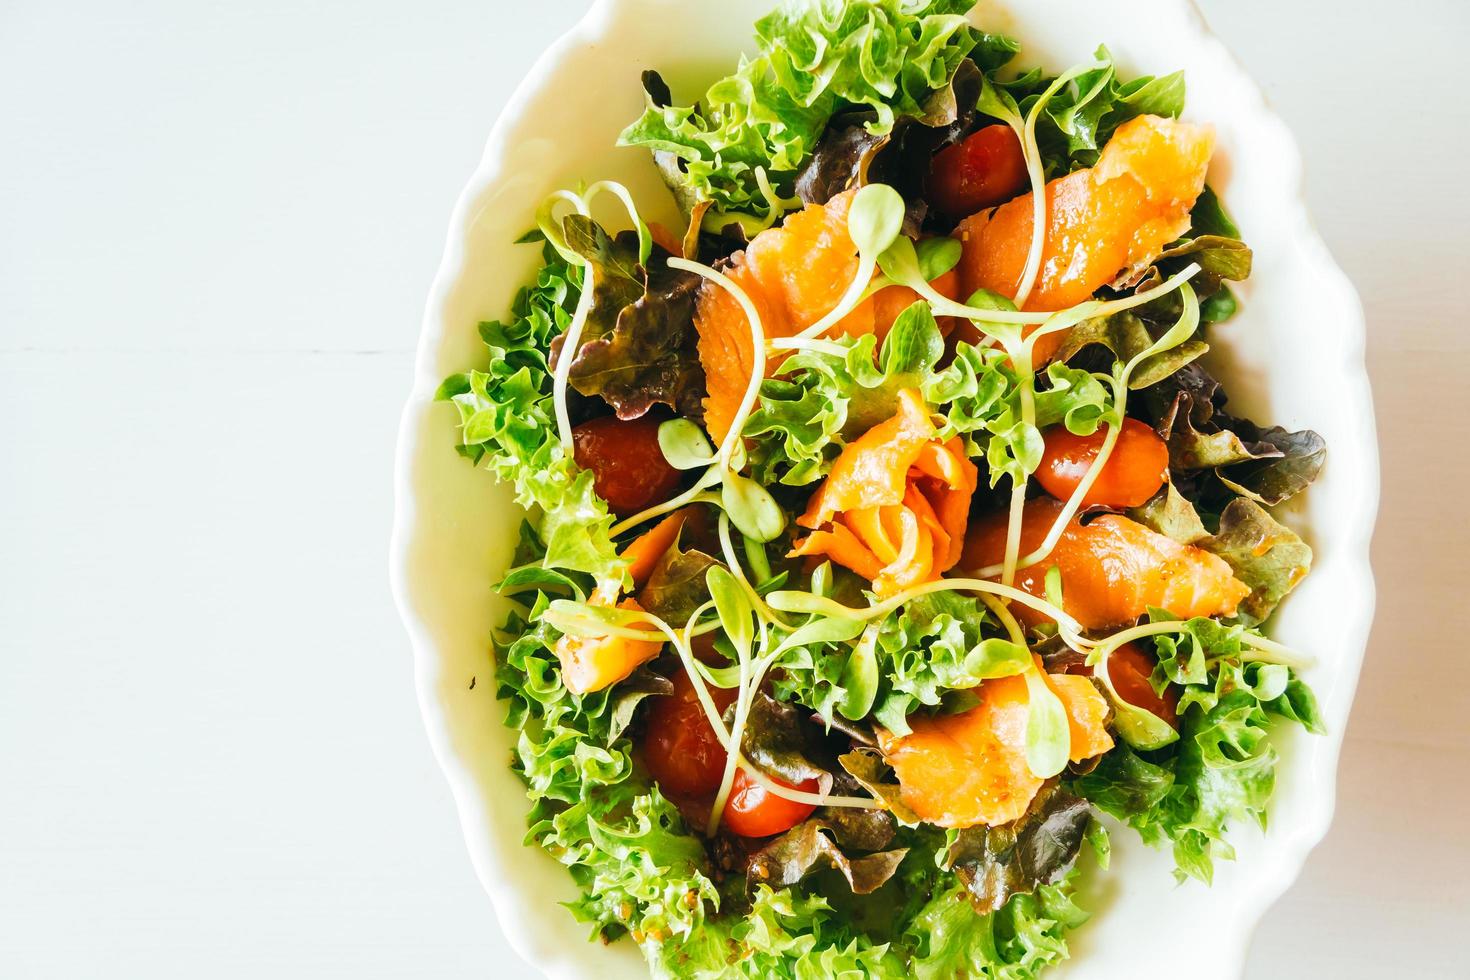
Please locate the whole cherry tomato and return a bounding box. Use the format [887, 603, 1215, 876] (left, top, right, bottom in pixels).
[571, 414, 683, 517]
[927, 124, 1029, 216]
[721, 767, 819, 838]
[1036, 417, 1169, 509]
[1106, 642, 1179, 728]
[641, 669, 736, 797]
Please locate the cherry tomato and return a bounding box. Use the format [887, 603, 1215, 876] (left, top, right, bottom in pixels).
[1106, 642, 1179, 728]
[927, 124, 1029, 217]
[1036, 417, 1169, 509]
[641, 669, 736, 797]
[721, 767, 820, 838]
[571, 414, 683, 517]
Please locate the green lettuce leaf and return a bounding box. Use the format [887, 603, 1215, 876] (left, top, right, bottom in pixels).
[905, 870, 1089, 980]
[495, 601, 719, 944]
[620, 0, 987, 223]
[438, 236, 623, 576]
[1069, 617, 1323, 882]
[648, 884, 901, 978]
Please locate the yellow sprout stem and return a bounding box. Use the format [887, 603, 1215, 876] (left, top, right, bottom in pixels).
[666, 256, 766, 469]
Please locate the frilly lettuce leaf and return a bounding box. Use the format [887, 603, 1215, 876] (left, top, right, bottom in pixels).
[1141, 361, 1326, 510]
[943, 783, 1093, 915]
[647, 884, 901, 979]
[620, 0, 988, 222]
[1069, 614, 1323, 882]
[495, 600, 719, 943]
[438, 236, 623, 576]
[905, 871, 1089, 980]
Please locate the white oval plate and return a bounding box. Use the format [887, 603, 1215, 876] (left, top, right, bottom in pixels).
[390, 1, 1379, 976]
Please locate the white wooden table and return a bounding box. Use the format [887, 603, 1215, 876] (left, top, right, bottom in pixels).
[2, 1, 1463, 976]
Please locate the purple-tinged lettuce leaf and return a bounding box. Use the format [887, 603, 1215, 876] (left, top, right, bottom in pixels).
[942, 783, 1093, 915]
[555, 214, 707, 422]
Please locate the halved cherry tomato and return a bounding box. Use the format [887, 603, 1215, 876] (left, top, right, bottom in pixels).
[721, 767, 820, 838]
[641, 669, 736, 797]
[1036, 417, 1168, 509]
[927, 124, 1029, 217]
[571, 414, 683, 517]
[1106, 642, 1179, 728]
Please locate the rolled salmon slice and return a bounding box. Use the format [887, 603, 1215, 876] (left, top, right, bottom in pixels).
[879, 662, 1112, 828]
[694, 190, 959, 443]
[961, 497, 1250, 631]
[956, 114, 1214, 318]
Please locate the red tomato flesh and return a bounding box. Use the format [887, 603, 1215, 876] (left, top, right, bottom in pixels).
[571, 414, 683, 517]
[927, 124, 1029, 217]
[721, 767, 820, 838]
[1106, 642, 1180, 728]
[641, 669, 736, 797]
[1036, 417, 1169, 509]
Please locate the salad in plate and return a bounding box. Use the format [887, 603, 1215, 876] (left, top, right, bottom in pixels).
[436, 1, 1328, 976]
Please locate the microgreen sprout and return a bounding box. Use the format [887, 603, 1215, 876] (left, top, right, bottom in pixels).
[535, 182, 653, 452]
[792, 183, 906, 341]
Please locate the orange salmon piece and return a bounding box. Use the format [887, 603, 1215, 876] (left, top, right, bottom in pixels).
[799, 388, 937, 527]
[621, 509, 690, 588]
[556, 595, 662, 696]
[956, 115, 1214, 314]
[1046, 671, 1115, 762]
[555, 511, 700, 695]
[961, 497, 1250, 630]
[695, 190, 961, 443]
[879, 666, 1112, 828]
[793, 390, 977, 596]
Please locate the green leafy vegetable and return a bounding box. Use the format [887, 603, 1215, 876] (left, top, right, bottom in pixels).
[556, 215, 707, 421]
[439, 236, 623, 576]
[620, 0, 987, 224]
[495, 600, 718, 944]
[905, 871, 1089, 980]
[1071, 618, 1322, 882]
[943, 783, 1093, 915]
[747, 816, 907, 895]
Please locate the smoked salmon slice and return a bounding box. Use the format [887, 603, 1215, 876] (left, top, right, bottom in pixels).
[694, 190, 958, 443]
[554, 511, 693, 694]
[956, 114, 1214, 316]
[879, 664, 1112, 828]
[792, 389, 977, 597]
[961, 497, 1250, 630]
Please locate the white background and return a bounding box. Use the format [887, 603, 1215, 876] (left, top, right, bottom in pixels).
[2, 0, 1465, 976]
